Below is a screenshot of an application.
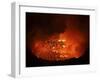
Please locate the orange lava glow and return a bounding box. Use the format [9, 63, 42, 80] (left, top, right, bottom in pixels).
[31, 28, 88, 61]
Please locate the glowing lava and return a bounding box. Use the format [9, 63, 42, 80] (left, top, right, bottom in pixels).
[31, 28, 88, 61]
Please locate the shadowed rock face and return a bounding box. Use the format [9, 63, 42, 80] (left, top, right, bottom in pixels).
[26, 13, 89, 62]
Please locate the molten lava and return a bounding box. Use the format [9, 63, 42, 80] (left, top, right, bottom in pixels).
[31, 28, 88, 61]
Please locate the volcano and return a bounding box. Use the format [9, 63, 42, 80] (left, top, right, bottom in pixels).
[26, 13, 89, 67]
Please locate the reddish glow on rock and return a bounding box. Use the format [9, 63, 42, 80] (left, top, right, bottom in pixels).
[31, 28, 88, 61]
